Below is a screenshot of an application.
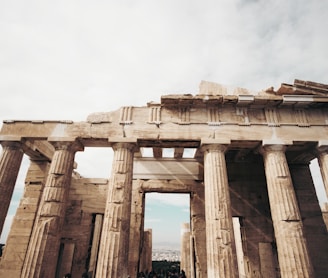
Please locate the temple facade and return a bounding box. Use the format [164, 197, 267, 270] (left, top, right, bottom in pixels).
[0, 79, 328, 277]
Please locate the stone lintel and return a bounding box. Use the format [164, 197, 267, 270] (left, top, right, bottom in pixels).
[48, 136, 78, 142]
[134, 158, 200, 181]
[139, 179, 200, 193]
[23, 140, 55, 161]
[2, 120, 73, 124]
[1, 138, 54, 161]
[108, 137, 137, 145]
[282, 95, 314, 106]
[138, 139, 199, 148]
[237, 95, 254, 106]
[47, 137, 84, 152]
[201, 138, 231, 146]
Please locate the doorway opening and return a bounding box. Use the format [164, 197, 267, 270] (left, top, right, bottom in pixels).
[144, 192, 190, 274]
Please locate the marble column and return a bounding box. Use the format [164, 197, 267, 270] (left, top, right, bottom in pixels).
[316, 143, 328, 199]
[21, 140, 83, 278]
[58, 241, 75, 278]
[203, 144, 237, 278]
[261, 144, 314, 277]
[190, 183, 207, 277]
[180, 223, 191, 277]
[88, 214, 103, 276]
[232, 217, 247, 277]
[128, 180, 145, 277]
[189, 235, 195, 278]
[139, 229, 152, 274]
[0, 141, 24, 235]
[95, 142, 136, 278]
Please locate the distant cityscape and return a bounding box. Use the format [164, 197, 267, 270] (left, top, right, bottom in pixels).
[152, 248, 180, 261]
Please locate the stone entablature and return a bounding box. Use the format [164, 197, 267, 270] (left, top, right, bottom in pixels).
[0, 79, 328, 277]
[1, 90, 327, 157]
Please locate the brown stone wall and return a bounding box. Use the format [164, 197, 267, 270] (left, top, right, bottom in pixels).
[227, 157, 277, 277]
[60, 177, 107, 277]
[227, 158, 328, 278]
[0, 173, 107, 277]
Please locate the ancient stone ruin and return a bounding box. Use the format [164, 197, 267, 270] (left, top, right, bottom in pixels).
[0, 79, 328, 277]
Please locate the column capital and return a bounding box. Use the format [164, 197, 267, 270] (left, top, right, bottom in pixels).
[202, 143, 228, 153]
[260, 138, 291, 154]
[112, 142, 137, 152]
[0, 136, 23, 149]
[108, 137, 138, 152]
[0, 135, 22, 142]
[201, 138, 230, 153]
[0, 140, 23, 150]
[260, 144, 286, 154]
[49, 139, 84, 153]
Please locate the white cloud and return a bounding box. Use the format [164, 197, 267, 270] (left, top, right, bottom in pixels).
[75, 147, 113, 178]
[1, 1, 327, 122]
[146, 193, 190, 208]
[1, 0, 328, 245]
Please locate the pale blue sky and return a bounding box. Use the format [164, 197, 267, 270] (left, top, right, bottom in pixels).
[1, 0, 328, 246]
[145, 193, 190, 249]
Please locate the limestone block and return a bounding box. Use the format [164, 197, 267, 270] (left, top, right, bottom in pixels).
[199, 80, 253, 96]
[87, 112, 113, 123]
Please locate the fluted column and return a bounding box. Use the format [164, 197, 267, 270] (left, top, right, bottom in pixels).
[95, 142, 136, 278]
[190, 183, 207, 277]
[88, 214, 103, 276]
[180, 223, 191, 278]
[261, 144, 314, 277]
[189, 235, 195, 278]
[203, 144, 237, 278]
[139, 229, 152, 274]
[21, 140, 83, 278]
[0, 141, 24, 235]
[316, 143, 328, 199]
[128, 180, 145, 277]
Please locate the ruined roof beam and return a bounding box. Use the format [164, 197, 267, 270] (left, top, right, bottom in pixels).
[152, 147, 162, 158]
[174, 147, 184, 159]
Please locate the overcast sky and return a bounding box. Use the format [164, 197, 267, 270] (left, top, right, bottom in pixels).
[1, 0, 328, 247]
